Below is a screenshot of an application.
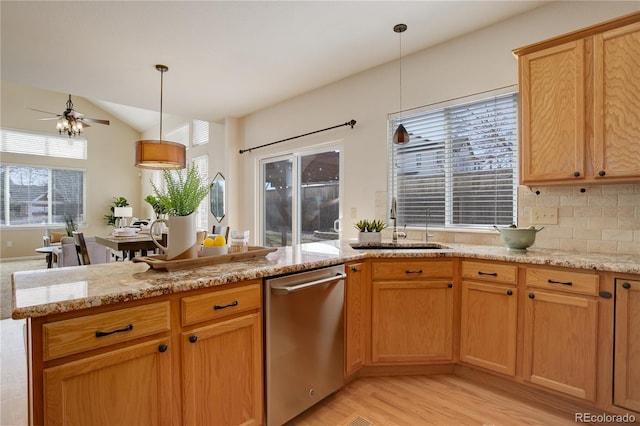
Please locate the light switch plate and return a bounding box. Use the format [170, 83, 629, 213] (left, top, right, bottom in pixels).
[531, 207, 558, 225]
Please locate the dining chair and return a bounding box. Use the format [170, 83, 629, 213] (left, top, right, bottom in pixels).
[73, 231, 91, 265]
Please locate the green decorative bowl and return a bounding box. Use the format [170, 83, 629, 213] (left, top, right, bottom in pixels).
[494, 226, 544, 253]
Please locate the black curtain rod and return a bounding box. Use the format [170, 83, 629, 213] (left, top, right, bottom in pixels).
[239, 119, 356, 154]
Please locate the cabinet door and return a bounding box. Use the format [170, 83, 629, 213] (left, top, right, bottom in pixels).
[182, 312, 262, 426]
[614, 279, 640, 412]
[519, 40, 586, 184]
[523, 290, 598, 401]
[43, 338, 172, 426]
[460, 282, 517, 376]
[345, 261, 367, 376]
[371, 280, 453, 363]
[593, 22, 640, 180]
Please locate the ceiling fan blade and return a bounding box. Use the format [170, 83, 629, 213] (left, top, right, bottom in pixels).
[81, 117, 110, 125]
[36, 117, 61, 121]
[29, 107, 60, 116]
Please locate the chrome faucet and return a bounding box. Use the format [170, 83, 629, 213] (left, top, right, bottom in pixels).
[390, 197, 406, 242]
[425, 209, 430, 243]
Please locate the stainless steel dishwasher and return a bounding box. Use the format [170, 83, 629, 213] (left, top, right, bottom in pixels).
[264, 264, 346, 426]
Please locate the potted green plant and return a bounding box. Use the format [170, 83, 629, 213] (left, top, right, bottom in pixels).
[144, 195, 168, 219]
[354, 219, 387, 243]
[149, 163, 209, 260]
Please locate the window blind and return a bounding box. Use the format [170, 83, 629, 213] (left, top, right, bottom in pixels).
[192, 120, 209, 146]
[0, 128, 87, 159]
[192, 154, 209, 230]
[389, 90, 518, 228]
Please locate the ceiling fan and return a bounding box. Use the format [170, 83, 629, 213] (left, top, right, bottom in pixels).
[30, 94, 110, 137]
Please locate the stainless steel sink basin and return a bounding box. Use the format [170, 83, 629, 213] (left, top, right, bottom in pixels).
[349, 242, 450, 250]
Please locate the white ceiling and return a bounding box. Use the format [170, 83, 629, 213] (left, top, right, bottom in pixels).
[1, 1, 547, 132]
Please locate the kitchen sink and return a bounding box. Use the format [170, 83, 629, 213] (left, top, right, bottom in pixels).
[349, 242, 451, 250]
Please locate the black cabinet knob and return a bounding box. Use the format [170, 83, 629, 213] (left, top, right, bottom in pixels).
[158, 344, 168, 353]
[507, 290, 513, 296]
[573, 171, 580, 177]
[528, 293, 535, 299]
[622, 282, 631, 289]
[447, 283, 453, 288]
[189, 335, 198, 343]
[598, 170, 606, 177]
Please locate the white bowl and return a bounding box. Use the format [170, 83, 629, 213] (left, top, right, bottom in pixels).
[202, 245, 228, 257]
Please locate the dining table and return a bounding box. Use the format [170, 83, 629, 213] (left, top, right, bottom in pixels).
[95, 233, 167, 261]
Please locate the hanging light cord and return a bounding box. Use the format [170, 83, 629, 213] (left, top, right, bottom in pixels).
[156, 64, 168, 141]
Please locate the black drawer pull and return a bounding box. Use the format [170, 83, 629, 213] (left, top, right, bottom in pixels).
[447, 283, 453, 289]
[405, 270, 423, 274]
[189, 335, 198, 344]
[528, 293, 535, 299]
[478, 271, 498, 277]
[158, 344, 168, 353]
[351, 266, 360, 272]
[507, 290, 513, 296]
[548, 279, 572, 286]
[214, 300, 239, 310]
[95, 324, 133, 338]
[622, 282, 631, 289]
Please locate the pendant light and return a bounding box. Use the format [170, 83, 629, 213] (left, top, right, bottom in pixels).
[392, 23, 409, 145]
[134, 64, 186, 170]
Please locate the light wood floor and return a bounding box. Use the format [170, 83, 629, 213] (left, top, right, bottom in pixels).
[288, 373, 590, 426]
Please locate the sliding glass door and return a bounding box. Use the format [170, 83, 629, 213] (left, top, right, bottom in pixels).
[261, 148, 340, 247]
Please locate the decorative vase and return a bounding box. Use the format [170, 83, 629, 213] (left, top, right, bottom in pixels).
[150, 213, 198, 260]
[358, 232, 382, 244]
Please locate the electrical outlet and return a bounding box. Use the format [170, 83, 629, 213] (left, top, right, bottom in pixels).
[350, 208, 357, 219]
[531, 207, 558, 225]
[6, 241, 12, 247]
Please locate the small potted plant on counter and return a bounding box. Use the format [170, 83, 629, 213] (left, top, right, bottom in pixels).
[354, 219, 387, 243]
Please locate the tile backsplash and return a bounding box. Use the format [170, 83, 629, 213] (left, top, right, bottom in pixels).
[375, 184, 640, 255]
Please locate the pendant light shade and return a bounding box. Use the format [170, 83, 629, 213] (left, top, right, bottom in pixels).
[135, 64, 186, 169]
[393, 23, 409, 145]
[393, 124, 410, 145]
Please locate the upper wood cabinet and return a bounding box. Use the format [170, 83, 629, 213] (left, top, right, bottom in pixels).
[515, 12, 640, 185]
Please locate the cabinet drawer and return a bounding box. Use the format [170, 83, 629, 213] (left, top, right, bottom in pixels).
[526, 267, 598, 296]
[461, 260, 518, 285]
[43, 302, 171, 361]
[372, 260, 454, 281]
[182, 282, 261, 326]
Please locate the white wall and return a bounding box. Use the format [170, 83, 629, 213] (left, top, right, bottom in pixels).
[0, 81, 143, 258]
[236, 1, 639, 254]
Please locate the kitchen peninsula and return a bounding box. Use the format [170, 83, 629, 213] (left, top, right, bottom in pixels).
[13, 241, 640, 425]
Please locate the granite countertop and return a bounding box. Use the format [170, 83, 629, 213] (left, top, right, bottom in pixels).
[12, 240, 639, 320]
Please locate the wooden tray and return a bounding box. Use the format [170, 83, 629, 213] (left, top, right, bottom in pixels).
[132, 246, 277, 271]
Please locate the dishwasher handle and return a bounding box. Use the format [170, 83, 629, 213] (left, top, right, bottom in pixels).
[270, 272, 347, 295]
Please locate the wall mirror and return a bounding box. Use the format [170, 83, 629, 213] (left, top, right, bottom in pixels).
[210, 172, 225, 223]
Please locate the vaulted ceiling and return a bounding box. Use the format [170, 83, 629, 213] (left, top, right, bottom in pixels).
[1, 1, 546, 131]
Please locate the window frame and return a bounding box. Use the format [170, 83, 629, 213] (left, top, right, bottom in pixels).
[0, 162, 87, 228]
[388, 86, 519, 231]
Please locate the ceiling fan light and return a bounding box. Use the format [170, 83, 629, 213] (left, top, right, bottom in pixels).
[135, 140, 186, 170]
[393, 124, 410, 145]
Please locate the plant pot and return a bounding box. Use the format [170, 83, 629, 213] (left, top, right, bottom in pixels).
[150, 213, 199, 260]
[358, 232, 382, 244]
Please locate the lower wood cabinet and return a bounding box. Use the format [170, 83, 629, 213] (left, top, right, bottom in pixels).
[345, 261, 367, 376]
[371, 280, 453, 363]
[460, 281, 517, 376]
[614, 278, 640, 412]
[43, 338, 173, 426]
[182, 312, 263, 426]
[523, 267, 599, 401]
